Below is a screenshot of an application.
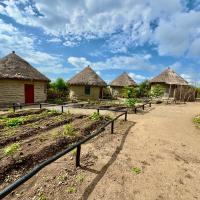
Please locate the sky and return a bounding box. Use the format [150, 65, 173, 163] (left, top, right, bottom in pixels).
[0, 0, 200, 85]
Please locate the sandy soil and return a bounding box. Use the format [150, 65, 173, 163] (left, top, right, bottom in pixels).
[2, 103, 200, 200]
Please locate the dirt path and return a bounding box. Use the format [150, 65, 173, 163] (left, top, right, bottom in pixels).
[87, 103, 200, 200]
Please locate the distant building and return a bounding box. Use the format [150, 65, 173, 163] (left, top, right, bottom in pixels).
[109, 72, 137, 97]
[67, 66, 107, 100]
[150, 68, 192, 100]
[0, 51, 50, 105]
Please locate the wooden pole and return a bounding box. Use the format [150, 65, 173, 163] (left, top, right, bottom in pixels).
[168, 84, 172, 99]
[180, 85, 182, 101]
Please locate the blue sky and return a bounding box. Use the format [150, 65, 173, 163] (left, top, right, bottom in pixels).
[0, 0, 200, 84]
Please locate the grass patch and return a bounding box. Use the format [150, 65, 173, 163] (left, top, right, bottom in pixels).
[131, 167, 141, 174]
[4, 142, 20, 156]
[66, 186, 77, 194]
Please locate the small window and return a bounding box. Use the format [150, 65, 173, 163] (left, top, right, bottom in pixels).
[85, 85, 91, 95]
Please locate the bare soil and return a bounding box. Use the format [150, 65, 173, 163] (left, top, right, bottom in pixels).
[2, 103, 200, 200]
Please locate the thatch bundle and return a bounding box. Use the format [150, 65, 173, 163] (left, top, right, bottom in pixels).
[150, 68, 188, 85]
[0, 51, 49, 82]
[67, 66, 106, 86]
[110, 72, 137, 87]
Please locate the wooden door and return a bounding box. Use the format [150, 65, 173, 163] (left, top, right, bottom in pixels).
[25, 84, 34, 104]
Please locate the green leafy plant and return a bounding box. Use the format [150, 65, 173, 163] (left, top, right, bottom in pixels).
[124, 98, 138, 107]
[71, 148, 77, 156]
[150, 84, 164, 98]
[66, 186, 77, 194]
[4, 143, 20, 156]
[6, 118, 24, 127]
[193, 116, 200, 124]
[76, 174, 85, 182]
[89, 112, 101, 121]
[63, 124, 75, 136]
[131, 167, 141, 174]
[123, 86, 138, 98]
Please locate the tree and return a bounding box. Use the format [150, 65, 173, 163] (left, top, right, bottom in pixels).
[138, 80, 150, 97]
[123, 86, 138, 98]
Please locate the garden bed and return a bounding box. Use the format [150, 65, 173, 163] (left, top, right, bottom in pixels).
[0, 109, 112, 188]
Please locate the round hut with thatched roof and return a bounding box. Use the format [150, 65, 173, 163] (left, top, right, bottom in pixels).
[0, 51, 50, 105]
[109, 72, 137, 97]
[149, 67, 194, 101]
[67, 66, 107, 100]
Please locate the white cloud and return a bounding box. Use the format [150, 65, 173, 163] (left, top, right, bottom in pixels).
[67, 54, 155, 71]
[0, 19, 65, 74]
[1, 0, 200, 58]
[0, 0, 186, 54]
[168, 62, 181, 70]
[154, 11, 200, 56]
[128, 72, 147, 82]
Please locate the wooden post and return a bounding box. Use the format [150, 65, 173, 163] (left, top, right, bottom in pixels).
[168, 84, 172, 99]
[179, 85, 182, 101]
[39, 103, 42, 109]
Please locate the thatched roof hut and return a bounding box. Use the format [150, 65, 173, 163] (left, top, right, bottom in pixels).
[0, 51, 49, 105]
[150, 68, 188, 85]
[0, 51, 49, 82]
[67, 66, 106, 100]
[109, 72, 136, 97]
[68, 66, 106, 86]
[150, 68, 194, 101]
[110, 72, 137, 87]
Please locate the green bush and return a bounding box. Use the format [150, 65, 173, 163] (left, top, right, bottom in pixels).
[124, 98, 138, 107]
[194, 116, 200, 124]
[150, 84, 164, 98]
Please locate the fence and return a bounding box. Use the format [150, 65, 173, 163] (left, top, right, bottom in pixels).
[0, 107, 127, 199]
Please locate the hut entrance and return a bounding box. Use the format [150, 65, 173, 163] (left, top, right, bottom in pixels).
[25, 84, 34, 104]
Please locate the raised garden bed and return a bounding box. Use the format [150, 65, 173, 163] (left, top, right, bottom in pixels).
[0, 109, 112, 188]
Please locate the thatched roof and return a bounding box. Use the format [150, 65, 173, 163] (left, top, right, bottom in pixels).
[0, 51, 50, 82]
[150, 68, 188, 85]
[67, 66, 106, 86]
[110, 72, 137, 87]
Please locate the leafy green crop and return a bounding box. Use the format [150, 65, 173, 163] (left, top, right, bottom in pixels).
[89, 112, 101, 121]
[124, 98, 138, 107]
[4, 143, 20, 156]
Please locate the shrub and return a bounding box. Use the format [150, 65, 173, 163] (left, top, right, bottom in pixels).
[124, 98, 138, 107]
[150, 84, 164, 98]
[4, 143, 20, 156]
[193, 116, 200, 124]
[123, 86, 138, 98]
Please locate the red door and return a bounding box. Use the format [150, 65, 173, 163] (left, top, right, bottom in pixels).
[25, 84, 34, 104]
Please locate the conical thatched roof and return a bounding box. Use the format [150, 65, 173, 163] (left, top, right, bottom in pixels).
[67, 66, 106, 86]
[0, 51, 50, 82]
[110, 72, 137, 87]
[150, 68, 188, 85]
